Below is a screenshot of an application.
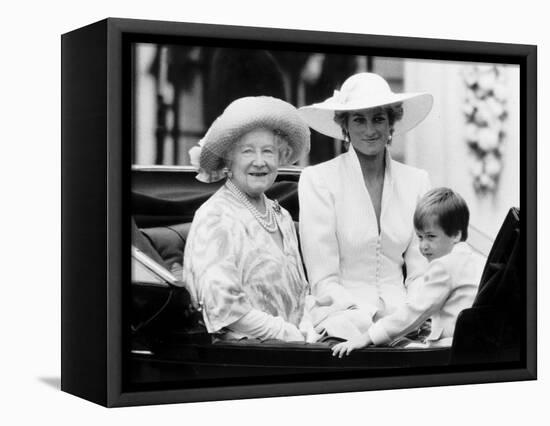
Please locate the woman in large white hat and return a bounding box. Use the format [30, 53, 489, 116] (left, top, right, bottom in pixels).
[184, 96, 318, 342]
[297, 73, 433, 341]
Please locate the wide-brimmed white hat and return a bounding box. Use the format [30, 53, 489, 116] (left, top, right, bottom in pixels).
[190, 96, 310, 183]
[299, 72, 433, 140]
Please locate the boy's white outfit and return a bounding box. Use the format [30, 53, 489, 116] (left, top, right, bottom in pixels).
[367, 242, 485, 347]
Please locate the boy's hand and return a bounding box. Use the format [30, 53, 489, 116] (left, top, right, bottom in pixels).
[331, 334, 371, 358]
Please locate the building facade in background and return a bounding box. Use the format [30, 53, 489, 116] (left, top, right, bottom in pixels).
[132, 43, 519, 242]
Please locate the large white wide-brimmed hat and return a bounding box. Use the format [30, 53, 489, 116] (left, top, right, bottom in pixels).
[190, 96, 310, 183]
[299, 72, 433, 140]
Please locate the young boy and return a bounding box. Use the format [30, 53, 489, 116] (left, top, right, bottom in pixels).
[332, 188, 485, 357]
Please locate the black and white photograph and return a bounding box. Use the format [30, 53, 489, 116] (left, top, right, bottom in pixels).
[130, 40, 525, 389]
[4, 0, 547, 424]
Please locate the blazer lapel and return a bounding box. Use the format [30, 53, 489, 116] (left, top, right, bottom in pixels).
[380, 149, 394, 226]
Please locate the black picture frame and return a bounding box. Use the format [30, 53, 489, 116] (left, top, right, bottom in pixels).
[61, 17, 537, 407]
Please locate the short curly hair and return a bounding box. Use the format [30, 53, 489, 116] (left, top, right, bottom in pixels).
[333, 103, 404, 143]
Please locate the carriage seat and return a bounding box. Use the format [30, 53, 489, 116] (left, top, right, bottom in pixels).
[133, 219, 302, 281]
[132, 218, 191, 280]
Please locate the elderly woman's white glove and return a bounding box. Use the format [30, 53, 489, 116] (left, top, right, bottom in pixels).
[228, 309, 306, 342]
[298, 318, 322, 343]
[298, 295, 323, 343]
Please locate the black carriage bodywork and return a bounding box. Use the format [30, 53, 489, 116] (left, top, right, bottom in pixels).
[129, 166, 524, 389]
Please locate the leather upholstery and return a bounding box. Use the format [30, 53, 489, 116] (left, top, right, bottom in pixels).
[140, 223, 191, 279]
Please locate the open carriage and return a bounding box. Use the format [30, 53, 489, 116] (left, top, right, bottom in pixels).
[129, 165, 523, 388]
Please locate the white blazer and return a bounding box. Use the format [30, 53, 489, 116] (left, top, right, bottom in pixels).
[298, 146, 431, 320]
[368, 242, 485, 346]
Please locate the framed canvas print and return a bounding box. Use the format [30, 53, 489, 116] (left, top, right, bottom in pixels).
[61, 17, 536, 407]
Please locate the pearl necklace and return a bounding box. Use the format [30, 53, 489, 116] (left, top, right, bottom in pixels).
[226, 179, 278, 233]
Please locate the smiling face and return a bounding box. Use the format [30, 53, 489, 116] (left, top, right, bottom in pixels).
[416, 215, 461, 262]
[346, 107, 392, 158]
[228, 128, 280, 200]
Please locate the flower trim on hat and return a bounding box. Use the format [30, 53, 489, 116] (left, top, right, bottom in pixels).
[189, 139, 228, 183]
[188, 143, 203, 169]
[196, 168, 226, 183]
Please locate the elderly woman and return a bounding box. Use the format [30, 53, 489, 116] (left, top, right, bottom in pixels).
[297, 72, 433, 341]
[184, 96, 316, 342]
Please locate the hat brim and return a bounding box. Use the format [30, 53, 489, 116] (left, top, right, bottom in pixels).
[299, 92, 433, 140]
[198, 96, 311, 174]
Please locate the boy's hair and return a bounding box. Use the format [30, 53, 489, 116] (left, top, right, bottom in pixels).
[414, 187, 469, 241]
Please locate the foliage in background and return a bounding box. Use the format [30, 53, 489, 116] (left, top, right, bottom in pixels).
[463, 65, 508, 194]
